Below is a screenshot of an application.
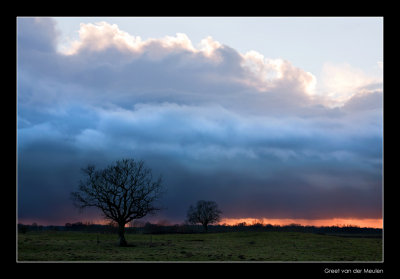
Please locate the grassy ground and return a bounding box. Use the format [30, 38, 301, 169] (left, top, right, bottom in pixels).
[17, 231, 382, 262]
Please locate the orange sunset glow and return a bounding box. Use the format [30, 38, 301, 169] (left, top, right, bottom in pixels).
[219, 218, 383, 229]
[19, 217, 383, 229]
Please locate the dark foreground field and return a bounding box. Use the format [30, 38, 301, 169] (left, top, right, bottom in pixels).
[18, 231, 382, 262]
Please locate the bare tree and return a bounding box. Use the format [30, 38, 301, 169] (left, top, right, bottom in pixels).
[186, 200, 222, 232]
[71, 158, 163, 246]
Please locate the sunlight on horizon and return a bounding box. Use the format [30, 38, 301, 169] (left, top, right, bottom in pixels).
[219, 218, 383, 229]
[18, 217, 383, 229]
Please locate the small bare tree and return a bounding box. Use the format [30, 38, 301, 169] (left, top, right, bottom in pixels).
[186, 200, 222, 232]
[71, 158, 163, 246]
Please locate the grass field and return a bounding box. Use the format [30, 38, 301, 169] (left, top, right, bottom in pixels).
[17, 231, 382, 262]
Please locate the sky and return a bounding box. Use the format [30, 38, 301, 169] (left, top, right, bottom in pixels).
[17, 17, 383, 227]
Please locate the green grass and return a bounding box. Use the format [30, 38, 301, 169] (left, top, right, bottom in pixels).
[17, 231, 382, 261]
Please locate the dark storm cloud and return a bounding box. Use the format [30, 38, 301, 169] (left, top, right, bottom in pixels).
[17, 18, 383, 225]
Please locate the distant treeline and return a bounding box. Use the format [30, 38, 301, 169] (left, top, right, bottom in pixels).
[18, 221, 382, 237]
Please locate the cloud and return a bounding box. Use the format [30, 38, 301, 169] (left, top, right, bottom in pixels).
[18, 102, 382, 222]
[62, 21, 143, 55]
[343, 90, 383, 112]
[19, 20, 320, 114]
[17, 18, 383, 224]
[62, 22, 201, 57]
[318, 62, 383, 107]
[17, 17, 60, 53]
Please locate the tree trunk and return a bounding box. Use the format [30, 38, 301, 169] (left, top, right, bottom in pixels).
[203, 223, 208, 233]
[118, 223, 127, 247]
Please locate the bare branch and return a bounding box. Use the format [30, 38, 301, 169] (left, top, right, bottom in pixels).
[186, 200, 222, 232]
[70, 158, 164, 246]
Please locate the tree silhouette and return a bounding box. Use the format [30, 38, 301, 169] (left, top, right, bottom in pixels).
[71, 158, 163, 246]
[186, 200, 222, 232]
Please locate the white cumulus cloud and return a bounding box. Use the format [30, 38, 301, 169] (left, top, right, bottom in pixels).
[318, 62, 383, 107]
[55, 21, 321, 110]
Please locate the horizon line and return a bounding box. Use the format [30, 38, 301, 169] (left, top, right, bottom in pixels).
[17, 217, 383, 229]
